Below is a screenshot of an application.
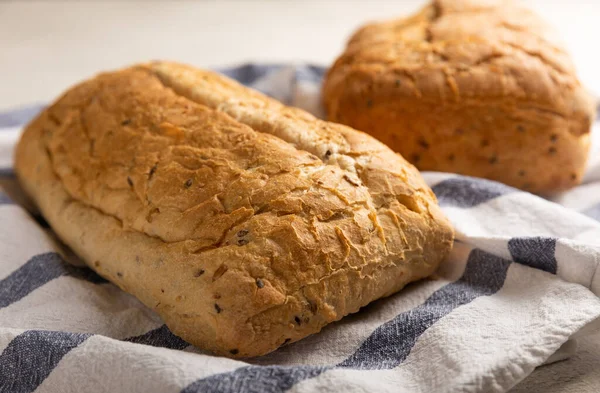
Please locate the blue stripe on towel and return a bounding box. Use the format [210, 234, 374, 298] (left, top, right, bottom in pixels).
[432, 177, 516, 208]
[508, 237, 557, 274]
[218, 64, 285, 86]
[181, 248, 512, 393]
[0, 325, 188, 393]
[124, 325, 189, 350]
[0, 104, 44, 128]
[0, 330, 91, 393]
[0, 168, 15, 178]
[0, 192, 14, 205]
[0, 252, 107, 309]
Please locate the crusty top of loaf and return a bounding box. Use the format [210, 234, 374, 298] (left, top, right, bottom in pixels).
[46, 62, 443, 250]
[20, 62, 453, 356]
[325, 0, 595, 134]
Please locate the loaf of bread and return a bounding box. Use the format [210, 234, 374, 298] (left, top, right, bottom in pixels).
[15, 62, 453, 357]
[323, 0, 596, 194]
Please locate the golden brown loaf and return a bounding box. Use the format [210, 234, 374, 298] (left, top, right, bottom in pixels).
[323, 0, 596, 194]
[15, 62, 453, 358]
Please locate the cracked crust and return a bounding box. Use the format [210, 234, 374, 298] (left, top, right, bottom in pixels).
[15, 62, 453, 358]
[323, 0, 596, 194]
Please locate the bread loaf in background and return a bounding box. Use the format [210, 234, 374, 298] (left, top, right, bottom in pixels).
[15, 62, 453, 358]
[323, 0, 596, 194]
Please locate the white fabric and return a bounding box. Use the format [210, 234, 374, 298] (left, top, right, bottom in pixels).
[0, 64, 599, 393]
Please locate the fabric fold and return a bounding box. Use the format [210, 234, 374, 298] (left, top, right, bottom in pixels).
[0, 64, 599, 393]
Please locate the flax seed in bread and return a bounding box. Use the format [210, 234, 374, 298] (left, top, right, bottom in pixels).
[15, 62, 453, 358]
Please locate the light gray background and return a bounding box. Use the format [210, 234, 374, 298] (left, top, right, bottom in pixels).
[1, 0, 599, 109]
[1, 1, 599, 391]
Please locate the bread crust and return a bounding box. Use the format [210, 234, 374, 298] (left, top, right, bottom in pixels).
[323, 0, 596, 194]
[15, 62, 453, 357]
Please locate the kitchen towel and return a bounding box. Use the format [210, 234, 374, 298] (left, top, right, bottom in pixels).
[1, 64, 599, 393]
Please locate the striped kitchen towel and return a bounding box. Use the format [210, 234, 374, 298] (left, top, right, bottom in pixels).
[1, 64, 600, 393]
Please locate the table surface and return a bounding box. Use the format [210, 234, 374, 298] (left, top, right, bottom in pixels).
[2, 0, 600, 110]
[2, 1, 600, 391]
